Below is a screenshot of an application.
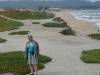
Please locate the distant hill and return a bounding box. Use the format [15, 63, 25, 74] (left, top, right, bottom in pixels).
[0, 0, 100, 9]
[94, 1, 100, 8]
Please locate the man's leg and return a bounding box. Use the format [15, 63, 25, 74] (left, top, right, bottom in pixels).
[29, 64, 34, 75]
[33, 64, 38, 75]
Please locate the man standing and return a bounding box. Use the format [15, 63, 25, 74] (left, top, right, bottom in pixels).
[25, 35, 39, 75]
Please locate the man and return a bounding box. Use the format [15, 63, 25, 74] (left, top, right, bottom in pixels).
[25, 35, 39, 75]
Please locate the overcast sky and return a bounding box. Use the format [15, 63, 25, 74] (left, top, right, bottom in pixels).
[86, 0, 99, 2]
[0, 0, 99, 2]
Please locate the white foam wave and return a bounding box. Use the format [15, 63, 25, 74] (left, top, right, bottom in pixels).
[71, 10, 100, 27]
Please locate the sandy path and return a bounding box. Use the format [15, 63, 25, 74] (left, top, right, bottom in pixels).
[0, 12, 100, 75]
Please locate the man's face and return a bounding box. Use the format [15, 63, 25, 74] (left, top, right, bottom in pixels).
[28, 37, 33, 42]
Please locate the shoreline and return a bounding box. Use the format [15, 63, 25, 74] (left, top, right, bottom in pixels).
[53, 10, 98, 35]
[70, 10, 100, 27]
[70, 11, 96, 25]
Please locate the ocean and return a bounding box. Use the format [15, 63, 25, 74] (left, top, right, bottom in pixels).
[71, 9, 100, 27]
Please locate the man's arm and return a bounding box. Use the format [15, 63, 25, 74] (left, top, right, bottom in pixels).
[24, 42, 28, 60]
[35, 41, 40, 55]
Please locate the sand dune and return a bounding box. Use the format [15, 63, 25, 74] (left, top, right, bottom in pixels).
[53, 10, 98, 35]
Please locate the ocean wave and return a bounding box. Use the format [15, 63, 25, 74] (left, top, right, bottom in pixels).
[71, 9, 100, 27]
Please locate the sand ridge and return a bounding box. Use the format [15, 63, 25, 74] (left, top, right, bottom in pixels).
[53, 10, 98, 35]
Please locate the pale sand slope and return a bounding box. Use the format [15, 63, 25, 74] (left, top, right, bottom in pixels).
[53, 10, 98, 35]
[0, 15, 100, 75]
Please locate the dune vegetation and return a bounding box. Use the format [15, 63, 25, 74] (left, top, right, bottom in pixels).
[88, 33, 100, 40]
[81, 49, 100, 63]
[0, 17, 23, 32]
[0, 51, 52, 75]
[42, 22, 67, 28]
[32, 22, 40, 24]
[9, 31, 30, 35]
[0, 10, 54, 20]
[0, 38, 7, 43]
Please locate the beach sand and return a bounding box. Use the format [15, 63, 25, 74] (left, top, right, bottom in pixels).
[53, 10, 98, 35]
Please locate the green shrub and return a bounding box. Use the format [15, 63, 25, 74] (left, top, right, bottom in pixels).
[9, 31, 29, 35]
[53, 17, 64, 22]
[0, 38, 7, 43]
[88, 33, 100, 40]
[0, 17, 23, 32]
[0, 11, 54, 20]
[32, 22, 40, 24]
[43, 22, 67, 27]
[0, 51, 52, 75]
[80, 49, 100, 63]
[60, 28, 75, 35]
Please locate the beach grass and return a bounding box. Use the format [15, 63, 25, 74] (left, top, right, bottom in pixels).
[88, 33, 100, 40]
[60, 28, 75, 35]
[42, 22, 67, 27]
[0, 10, 54, 20]
[9, 31, 30, 35]
[0, 51, 52, 75]
[32, 22, 40, 24]
[0, 38, 7, 43]
[80, 49, 100, 63]
[0, 17, 23, 32]
[53, 17, 64, 22]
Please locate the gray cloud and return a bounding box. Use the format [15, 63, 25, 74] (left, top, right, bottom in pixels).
[0, 0, 99, 2]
